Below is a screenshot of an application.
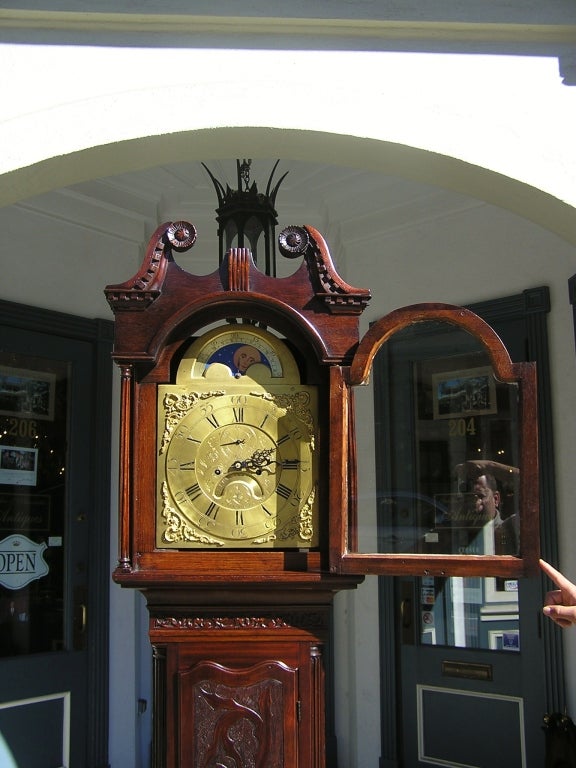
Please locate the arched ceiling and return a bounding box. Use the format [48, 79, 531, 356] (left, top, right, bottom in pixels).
[11, 156, 488, 277]
[2, 151, 574, 322]
[4, 130, 576, 249]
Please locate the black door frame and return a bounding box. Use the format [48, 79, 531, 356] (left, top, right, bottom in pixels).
[376, 286, 564, 767]
[0, 298, 113, 768]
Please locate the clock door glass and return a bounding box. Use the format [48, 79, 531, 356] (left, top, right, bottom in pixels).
[356, 321, 522, 558]
[338, 305, 540, 582]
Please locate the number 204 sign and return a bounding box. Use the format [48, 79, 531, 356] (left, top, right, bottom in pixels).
[0, 534, 49, 590]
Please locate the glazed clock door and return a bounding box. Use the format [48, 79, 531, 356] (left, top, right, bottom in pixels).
[0, 302, 111, 768]
[371, 293, 550, 768]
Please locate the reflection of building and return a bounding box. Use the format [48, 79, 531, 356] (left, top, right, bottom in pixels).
[437, 376, 490, 415]
[0, 377, 50, 417]
[421, 574, 520, 651]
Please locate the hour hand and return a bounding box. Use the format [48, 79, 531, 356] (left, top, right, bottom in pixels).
[249, 448, 274, 468]
[242, 449, 279, 475]
[229, 449, 276, 474]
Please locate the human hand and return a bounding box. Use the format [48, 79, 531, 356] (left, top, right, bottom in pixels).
[540, 559, 576, 628]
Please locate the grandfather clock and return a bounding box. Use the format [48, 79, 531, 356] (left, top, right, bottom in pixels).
[105, 218, 371, 767]
[105, 182, 539, 766]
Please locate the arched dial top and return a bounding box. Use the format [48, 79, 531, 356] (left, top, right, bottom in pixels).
[157, 324, 319, 550]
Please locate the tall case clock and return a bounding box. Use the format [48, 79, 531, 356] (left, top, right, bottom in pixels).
[105, 221, 370, 768]
[105, 219, 539, 767]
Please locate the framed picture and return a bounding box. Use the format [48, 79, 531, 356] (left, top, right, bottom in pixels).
[0, 445, 39, 486]
[0, 366, 56, 420]
[432, 366, 497, 420]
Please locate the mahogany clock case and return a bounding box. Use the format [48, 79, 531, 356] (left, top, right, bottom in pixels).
[105, 221, 371, 589]
[105, 220, 539, 586]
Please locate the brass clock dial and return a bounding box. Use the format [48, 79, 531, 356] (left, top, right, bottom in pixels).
[157, 326, 318, 549]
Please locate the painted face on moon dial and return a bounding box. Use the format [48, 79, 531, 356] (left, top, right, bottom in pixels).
[176, 326, 300, 384]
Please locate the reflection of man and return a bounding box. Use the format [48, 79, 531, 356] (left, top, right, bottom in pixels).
[455, 460, 519, 555]
[233, 345, 261, 374]
[472, 473, 518, 555]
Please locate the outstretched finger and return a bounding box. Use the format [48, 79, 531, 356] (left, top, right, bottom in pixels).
[540, 559, 575, 592]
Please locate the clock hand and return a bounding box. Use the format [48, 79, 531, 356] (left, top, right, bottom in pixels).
[249, 448, 275, 467]
[220, 438, 246, 447]
[256, 457, 304, 475]
[229, 449, 276, 474]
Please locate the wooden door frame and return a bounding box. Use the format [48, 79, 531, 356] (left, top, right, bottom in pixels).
[375, 286, 564, 767]
[0, 298, 113, 768]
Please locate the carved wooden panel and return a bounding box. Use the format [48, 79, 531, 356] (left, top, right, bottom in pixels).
[179, 660, 298, 768]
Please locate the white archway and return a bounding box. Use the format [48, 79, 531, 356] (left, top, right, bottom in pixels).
[2, 128, 576, 246]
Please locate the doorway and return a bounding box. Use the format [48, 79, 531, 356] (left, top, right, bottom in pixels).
[375, 287, 562, 767]
[0, 300, 112, 767]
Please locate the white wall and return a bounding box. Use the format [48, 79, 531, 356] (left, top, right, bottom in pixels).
[2, 37, 576, 235]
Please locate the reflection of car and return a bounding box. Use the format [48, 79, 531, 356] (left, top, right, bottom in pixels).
[376, 491, 449, 553]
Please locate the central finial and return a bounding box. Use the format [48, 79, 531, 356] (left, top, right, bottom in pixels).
[202, 159, 288, 277]
[239, 159, 252, 192]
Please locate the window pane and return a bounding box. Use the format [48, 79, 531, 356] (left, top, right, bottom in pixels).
[0, 354, 69, 656]
[420, 575, 519, 651]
